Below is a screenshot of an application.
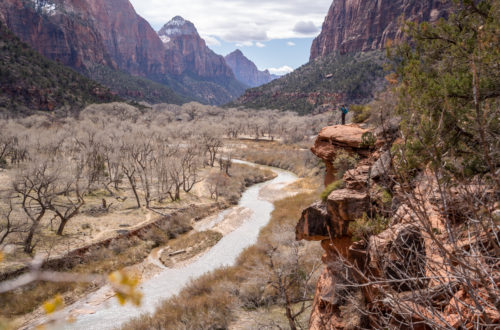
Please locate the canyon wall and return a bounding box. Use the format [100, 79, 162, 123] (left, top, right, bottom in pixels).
[310, 0, 450, 60]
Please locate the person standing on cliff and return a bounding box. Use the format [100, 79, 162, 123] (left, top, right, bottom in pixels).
[340, 104, 349, 125]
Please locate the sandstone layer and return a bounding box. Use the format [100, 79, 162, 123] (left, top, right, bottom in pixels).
[310, 0, 450, 59]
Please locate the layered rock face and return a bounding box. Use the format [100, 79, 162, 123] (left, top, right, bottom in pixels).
[0, 0, 113, 70]
[310, 0, 450, 59]
[0, 3, 245, 104]
[297, 122, 500, 328]
[82, 0, 165, 76]
[225, 50, 277, 87]
[159, 16, 235, 80]
[0, 0, 165, 75]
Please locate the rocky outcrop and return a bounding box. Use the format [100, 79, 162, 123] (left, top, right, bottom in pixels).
[297, 121, 500, 329]
[310, 0, 450, 59]
[311, 124, 374, 186]
[224, 50, 277, 87]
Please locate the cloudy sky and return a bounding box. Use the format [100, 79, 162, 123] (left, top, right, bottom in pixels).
[129, 0, 332, 75]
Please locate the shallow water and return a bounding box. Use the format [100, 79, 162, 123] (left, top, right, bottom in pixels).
[52, 162, 297, 330]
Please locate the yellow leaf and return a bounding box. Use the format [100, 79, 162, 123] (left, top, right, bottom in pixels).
[0, 252, 3, 263]
[116, 292, 126, 306]
[43, 295, 64, 315]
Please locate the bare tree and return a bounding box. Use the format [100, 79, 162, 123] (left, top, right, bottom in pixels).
[48, 161, 87, 236]
[0, 194, 25, 245]
[255, 225, 321, 330]
[201, 130, 223, 167]
[13, 158, 58, 254]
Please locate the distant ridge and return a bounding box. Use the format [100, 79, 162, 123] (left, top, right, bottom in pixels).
[225, 50, 278, 88]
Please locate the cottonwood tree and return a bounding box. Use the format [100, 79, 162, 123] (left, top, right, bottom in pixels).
[47, 160, 87, 236]
[255, 225, 321, 330]
[181, 144, 202, 193]
[206, 172, 231, 201]
[13, 158, 59, 253]
[130, 131, 156, 208]
[0, 124, 16, 168]
[0, 194, 25, 245]
[201, 129, 223, 167]
[121, 142, 142, 208]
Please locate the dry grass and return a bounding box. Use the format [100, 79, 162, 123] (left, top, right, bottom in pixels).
[232, 140, 321, 178]
[219, 163, 277, 205]
[0, 238, 152, 317]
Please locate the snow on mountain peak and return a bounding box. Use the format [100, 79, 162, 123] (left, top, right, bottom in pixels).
[158, 16, 199, 37]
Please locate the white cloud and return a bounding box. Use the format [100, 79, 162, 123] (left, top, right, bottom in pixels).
[256, 42, 266, 48]
[287, 41, 296, 46]
[129, 0, 332, 42]
[203, 35, 221, 47]
[268, 65, 294, 75]
[236, 41, 254, 47]
[293, 21, 319, 34]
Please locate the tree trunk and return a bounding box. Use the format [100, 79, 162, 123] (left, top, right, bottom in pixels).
[56, 218, 69, 236]
[285, 291, 298, 330]
[126, 174, 141, 208]
[24, 226, 37, 254]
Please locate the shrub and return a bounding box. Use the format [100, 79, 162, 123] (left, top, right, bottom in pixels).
[321, 180, 344, 201]
[361, 132, 376, 148]
[332, 150, 359, 179]
[351, 105, 371, 123]
[350, 213, 390, 242]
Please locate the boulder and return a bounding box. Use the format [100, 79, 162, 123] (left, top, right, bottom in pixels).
[368, 223, 426, 292]
[373, 117, 401, 141]
[312, 124, 374, 186]
[312, 124, 370, 155]
[296, 202, 330, 241]
[343, 165, 370, 190]
[370, 150, 392, 180]
[327, 189, 369, 223]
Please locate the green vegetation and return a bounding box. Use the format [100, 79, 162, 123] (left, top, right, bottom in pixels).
[349, 213, 390, 242]
[332, 150, 359, 179]
[351, 104, 371, 123]
[232, 51, 386, 114]
[392, 0, 500, 181]
[360, 132, 376, 148]
[87, 65, 187, 105]
[320, 180, 344, 201]
[0, 21, 118, 115]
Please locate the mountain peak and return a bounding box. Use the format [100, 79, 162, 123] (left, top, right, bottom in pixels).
[229, 49, 244, 56]
[225, 49, 277, 88]
[158, 16, 199, 40]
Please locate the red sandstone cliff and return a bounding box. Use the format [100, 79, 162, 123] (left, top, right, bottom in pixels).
[297, 122, 500, 328]
[159, 16, 235, 80]
[81, 0, 165, 76]
[0, 0, 113, 70]
[0, 0, 165, 76]
[224, 49, 278, 87]
[310, 0, 450, 59]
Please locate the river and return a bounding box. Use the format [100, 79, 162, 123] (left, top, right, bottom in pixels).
[44, 162, 298, 330]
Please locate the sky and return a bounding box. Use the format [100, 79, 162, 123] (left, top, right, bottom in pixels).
[129, 0, 332, 75]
